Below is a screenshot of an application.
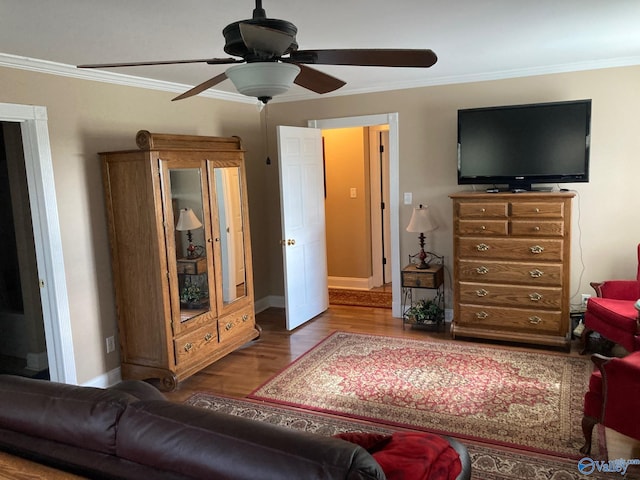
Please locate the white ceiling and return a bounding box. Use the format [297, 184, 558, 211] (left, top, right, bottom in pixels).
[2, 0, 640, 103]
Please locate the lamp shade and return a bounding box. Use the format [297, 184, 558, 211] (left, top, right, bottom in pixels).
[226, 62, 301, 100]
[176, 208, 202, 231]
[406, 204, 437, 233]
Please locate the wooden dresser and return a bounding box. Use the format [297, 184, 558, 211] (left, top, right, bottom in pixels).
[450, 192, 575, 350]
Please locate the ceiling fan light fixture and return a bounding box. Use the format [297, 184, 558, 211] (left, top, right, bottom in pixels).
[226, 62, 300, 103]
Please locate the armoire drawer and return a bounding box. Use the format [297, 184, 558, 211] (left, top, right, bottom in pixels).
[174, 323, 219, 366]
[458, 259, 563, 286]
[457, 237, 563, 261]
[457, 305, 562, 334]
[219, 307, 254, 343]
[458, 282, 562, 309]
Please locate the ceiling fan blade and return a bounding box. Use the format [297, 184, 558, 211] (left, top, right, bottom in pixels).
[292, 64, 346, 94]
[78, 58, 240, 69]
[172, 72, 229, 101]
[239, 23, 295, 57]
[289, 49, 437, 68]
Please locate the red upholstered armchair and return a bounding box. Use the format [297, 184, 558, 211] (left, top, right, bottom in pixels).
[581, 351, 640, 455]
[582, 243, 640, 353]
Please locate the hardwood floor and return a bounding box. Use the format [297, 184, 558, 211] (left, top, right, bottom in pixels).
[163, 305, 584, 404]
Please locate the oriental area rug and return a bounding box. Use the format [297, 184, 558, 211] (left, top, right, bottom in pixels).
[185, 393, 614, 480]
[247, 331, 593, 458]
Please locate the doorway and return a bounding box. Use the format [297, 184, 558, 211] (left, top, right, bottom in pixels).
[308, 113, 401, 318]
[0, 122, 49, 378]
[0, 103, 76, 384]
[322, 126, 391, 308]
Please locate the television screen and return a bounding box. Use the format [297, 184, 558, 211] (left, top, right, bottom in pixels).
[457, 99, 591, 191]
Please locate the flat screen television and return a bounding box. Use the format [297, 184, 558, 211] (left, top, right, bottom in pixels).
[457, 99, 591, 191]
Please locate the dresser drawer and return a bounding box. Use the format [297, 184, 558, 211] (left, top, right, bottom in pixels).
[219, 307, 254, 343]
[510, 201, 564, 218]
[458, 202, 508, 218]
[457, 220, 508, 236]
[458, 281, 562, 309]
[457, 305, 562, 334]
[174, 323, 218, 366]
[458, 259, 563, 286]
[510, 220, 564, 237]
[458, 237, 564, 261]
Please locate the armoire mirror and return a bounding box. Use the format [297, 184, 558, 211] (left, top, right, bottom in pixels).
[170, 168, 211, 322]
[214, 166, 246, 305]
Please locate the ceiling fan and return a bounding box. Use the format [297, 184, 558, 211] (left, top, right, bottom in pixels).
[78, 0, 438, 104]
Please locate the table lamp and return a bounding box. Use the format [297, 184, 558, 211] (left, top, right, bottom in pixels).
[176, 207, 203, 258]
[406, 204, 437, 269]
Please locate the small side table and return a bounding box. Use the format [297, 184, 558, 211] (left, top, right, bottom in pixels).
[401, 261, 445, 331]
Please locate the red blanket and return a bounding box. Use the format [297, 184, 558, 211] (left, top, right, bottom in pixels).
[335, 432, 462, 480]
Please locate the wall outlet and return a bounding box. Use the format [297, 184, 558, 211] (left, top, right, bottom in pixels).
[581, 294, 592, 307]
[106, 336, 116, 354]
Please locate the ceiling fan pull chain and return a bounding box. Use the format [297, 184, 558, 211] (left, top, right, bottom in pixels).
[264, 104, 271, 165]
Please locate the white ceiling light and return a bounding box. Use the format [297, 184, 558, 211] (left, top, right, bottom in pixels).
[226, 62, 301, 104]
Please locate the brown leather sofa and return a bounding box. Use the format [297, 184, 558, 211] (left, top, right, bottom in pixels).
[0, 375, 471, 479]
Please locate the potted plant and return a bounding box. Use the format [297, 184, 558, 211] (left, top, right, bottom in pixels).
[404, 294, 444, 325]
[180, 283, 202, 308]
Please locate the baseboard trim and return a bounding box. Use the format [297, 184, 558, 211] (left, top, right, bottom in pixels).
[83, 367, 122, 388]
[25, 351, 48, 371]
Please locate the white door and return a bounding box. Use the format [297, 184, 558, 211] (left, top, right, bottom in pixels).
[369, 127, 391, 286]
[277, 126, 328, 330]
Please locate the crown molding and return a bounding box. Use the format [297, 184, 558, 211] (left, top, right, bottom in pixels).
[3, 52, 640, 105]
[278, 55, 640, 102]
[0, 53, 254, 104]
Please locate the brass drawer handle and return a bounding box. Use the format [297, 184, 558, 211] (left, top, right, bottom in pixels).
[204, 332, 213, 342]
[476, 311, 489, 319]
[480, 225, 486, 230]
[225, 322, 234, 331]
[530, 245, 544, 254]
[476, 289, 489, 297]
[480, 208, 486, 212]
[535, 208, 540, 213]
[242, 314, 249, 322]
[476, 266, 489, 275]
[534, 226, 540, 232]
[529, 269, 544, 278]
[184, 342, 193, 352]
[476, 243, 489, 252]
[529, 292, 542, 302]
[529, 316, 542, 325]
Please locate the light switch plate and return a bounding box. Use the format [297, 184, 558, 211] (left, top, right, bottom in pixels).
[404, 192, 412, 205]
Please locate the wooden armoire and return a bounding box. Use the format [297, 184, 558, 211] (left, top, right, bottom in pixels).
[101, 131, 259, 390]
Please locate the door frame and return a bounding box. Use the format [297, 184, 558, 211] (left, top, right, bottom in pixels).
[0, 103, 77, 383]
[308, 113, 401, 318]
